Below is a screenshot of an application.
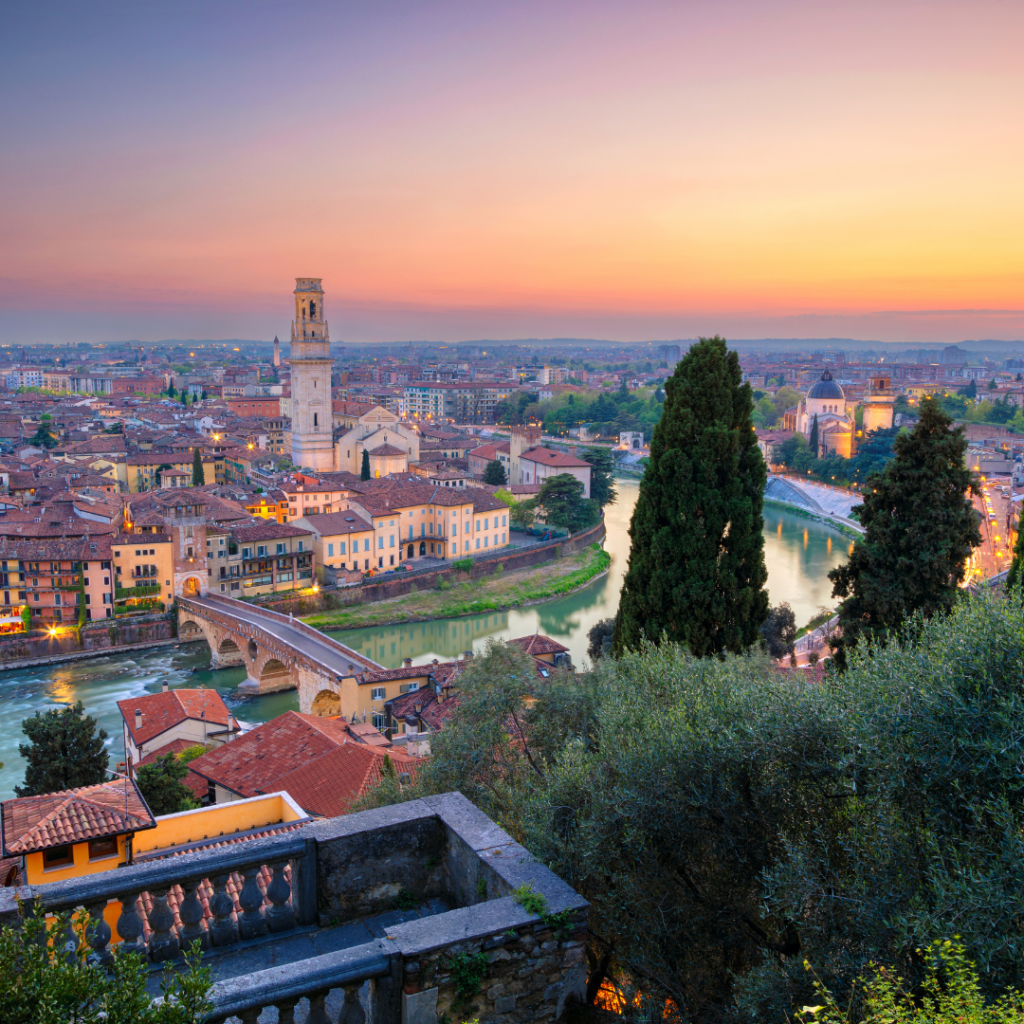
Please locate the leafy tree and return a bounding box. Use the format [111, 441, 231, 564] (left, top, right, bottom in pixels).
[535, 473, 598, 532]
[155, 462, 173, 486]
[1007, 517, 1024, 594]
[17, 701, 109, 796]
[135, 752, 200, 815]
[20, 605, 31, 631]
[989, 378, 999, 391]
[808, 413, 819, 455]
[615, 335, 768, 657]
[30, 422, 58, 449]
[103, 422, 124, 434]
[359, 597, 1024, 1023]
[483, 459, 507, 486]
[586, 617, 615, 662]
[361, 448, 371, 480]
[958, 379, 978, 400]
[760, 602, 797, 660]
[829, 398, 980, 665]
[0, 903, 211, 1022]
[190, 447, 204, 486]
[798, 939, 1024, 1024]
[581, 447, 617, 508]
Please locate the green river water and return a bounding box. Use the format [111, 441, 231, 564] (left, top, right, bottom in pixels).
[0, 479, 850, 798]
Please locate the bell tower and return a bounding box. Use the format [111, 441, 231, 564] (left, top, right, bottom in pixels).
[288, 278, 335, 471]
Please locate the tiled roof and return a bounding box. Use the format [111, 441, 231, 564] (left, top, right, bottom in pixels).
[367, 443, 407, 457]
[521, 447, 592, 469]
[187, 712, 350, 799]
[270, 741, 417, 817]
[295, 510, 373, 536]
[118, 688, 234, 746]
[229, 520, 312, 542]
[1, 779, 155, 856]
[508, 634, 569, 656]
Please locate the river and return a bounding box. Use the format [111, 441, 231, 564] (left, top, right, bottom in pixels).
[0, 479, 850, 798]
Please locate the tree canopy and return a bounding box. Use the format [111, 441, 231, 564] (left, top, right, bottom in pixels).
[829, 397, 980, 664]
[581, 446, 617, 508]
[135, 752, 201, 815]
[535, 473, 599, 532]
[16, 701, 109, 796]
[361, 448, 371, 480]
[615, 335, 768, 657]
[358, 594, 1024, 1023]
[483, 459, 507, 486]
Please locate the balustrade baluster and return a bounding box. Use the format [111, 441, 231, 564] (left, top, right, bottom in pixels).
[266, 859, 295, 933]
[85, 900, 113, 966]
[147, 886, 180, 962]
[238, 866, 268, 940]
[59, 914, 79, 964]
[275, 997, 299, 1024]
[307, 990, 332, 1024]
[178, 879, 209, 950]
[209, 873, 239, 947]
[339, 982, 367, 1024]
[238, 1009, 261, 1024]
[116, 892, 147, 956]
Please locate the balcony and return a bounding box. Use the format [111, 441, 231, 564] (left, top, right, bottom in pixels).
[0, 793, 587, 1024]
[116, 583, 161, 599]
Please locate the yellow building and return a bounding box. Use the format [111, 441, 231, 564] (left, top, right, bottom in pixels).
[111, 530, 174, 615]
[0, 781, 305, 938]
[124, 452, 222, 493]
[293, 509, 376, 574]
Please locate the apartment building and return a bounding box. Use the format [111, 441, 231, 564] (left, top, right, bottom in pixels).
[402, 381, 511, 424]
[208, 520, 315, 596]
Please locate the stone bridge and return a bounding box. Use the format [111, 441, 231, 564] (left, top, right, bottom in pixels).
[764, 474, 826, 513]
[177, 593, 383, 714]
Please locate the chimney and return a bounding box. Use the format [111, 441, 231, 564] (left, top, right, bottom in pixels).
[135, 709, 142, 731]
[432, 658, 439, 666]
[463, 650, 473, 661]
[403, 657, 412, 667]
[161, 679, 169, 692]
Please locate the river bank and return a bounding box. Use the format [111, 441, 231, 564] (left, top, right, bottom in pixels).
[304, 543, 611, 631]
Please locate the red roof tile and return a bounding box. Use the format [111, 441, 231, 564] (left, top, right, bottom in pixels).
[117, 689, 234, 746]
[1, 779, 155, 856]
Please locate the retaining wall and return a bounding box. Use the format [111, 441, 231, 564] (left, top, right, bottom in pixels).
[0, 613, 175, 668]
[252, 520, 607, 618]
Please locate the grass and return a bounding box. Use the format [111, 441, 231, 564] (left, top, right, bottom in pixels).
[302, 543, 611, 630]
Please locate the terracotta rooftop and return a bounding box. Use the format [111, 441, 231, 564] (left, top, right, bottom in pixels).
[521, 446, 592, 469]
[1, 779, 155, 856]
[367, 443, 407, 457]
[187, 712, 351, 800]
[270, 740, 418, 817]
[508, 634, 570, 657]
[118, 688, 234, 746]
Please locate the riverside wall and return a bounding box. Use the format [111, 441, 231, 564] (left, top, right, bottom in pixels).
[0, 613, 176, 671]
[254, 520, 608, 618]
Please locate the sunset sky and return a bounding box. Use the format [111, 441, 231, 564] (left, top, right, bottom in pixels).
[2, 1, 1023, 345]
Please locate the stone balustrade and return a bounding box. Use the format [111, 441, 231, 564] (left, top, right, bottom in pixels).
[0, 794, 588, 1024]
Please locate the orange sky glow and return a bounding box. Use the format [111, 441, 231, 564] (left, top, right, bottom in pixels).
[2, 1, 1023, 343]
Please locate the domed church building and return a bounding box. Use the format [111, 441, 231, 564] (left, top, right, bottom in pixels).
[785, 369, 857, 458]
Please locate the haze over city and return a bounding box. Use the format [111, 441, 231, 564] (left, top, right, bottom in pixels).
[3, 1, 1024, 345]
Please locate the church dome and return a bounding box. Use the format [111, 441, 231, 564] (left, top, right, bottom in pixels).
[807, 368, 844, 401]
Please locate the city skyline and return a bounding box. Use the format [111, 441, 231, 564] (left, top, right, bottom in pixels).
[3, 1, 1024, 345]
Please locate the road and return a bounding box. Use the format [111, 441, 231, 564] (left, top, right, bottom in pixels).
[969, 475, 1018, 582]
[194, 594, 383, 675]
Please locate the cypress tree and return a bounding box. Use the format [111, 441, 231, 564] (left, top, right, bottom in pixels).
[17, 701, 109, 796]
[808, 413, 819, 456]
[828, 397, 981, 665]
[361, 449, 371, 480]
[191, 447, 205, 486]
[613, 336, 768, 657]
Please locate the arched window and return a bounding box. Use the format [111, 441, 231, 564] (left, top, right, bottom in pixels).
[313, 413, 318, 427]
[310, 301, 316, 318]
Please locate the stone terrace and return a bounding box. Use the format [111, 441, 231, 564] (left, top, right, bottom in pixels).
[0, 793, 588, 1024]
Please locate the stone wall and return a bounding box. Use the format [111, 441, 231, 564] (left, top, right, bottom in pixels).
[252, 520, 607, 618]
[0, 613, 175, 667]
[405, 920, 587, 1024]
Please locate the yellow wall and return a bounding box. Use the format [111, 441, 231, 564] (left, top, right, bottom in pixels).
[112, 537, 174, 611]
[24, 833, 128, 886]
[134, 791, 305, 854]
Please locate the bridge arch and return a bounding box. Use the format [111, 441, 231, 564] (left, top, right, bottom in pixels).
[310, 689, 341, 717]
[259, 658, 291, 689]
